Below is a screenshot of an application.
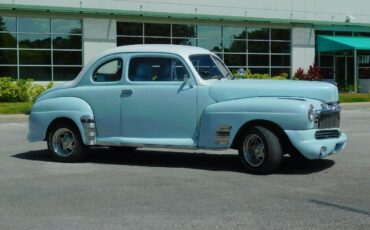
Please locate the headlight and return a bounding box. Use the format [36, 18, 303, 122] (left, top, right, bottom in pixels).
[308, 104, 315, 122]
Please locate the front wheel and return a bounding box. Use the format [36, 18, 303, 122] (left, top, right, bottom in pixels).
[47, 122, 86, 162]
[238, 126, 282, 174]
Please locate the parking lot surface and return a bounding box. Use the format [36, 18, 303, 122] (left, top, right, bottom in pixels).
[0, 105, 370, 229]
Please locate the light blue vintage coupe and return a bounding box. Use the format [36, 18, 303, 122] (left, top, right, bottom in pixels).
[28, 45, 347, 173]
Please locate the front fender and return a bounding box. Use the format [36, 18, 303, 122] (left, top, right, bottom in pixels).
[28, 97, 95, 145]
[197, 97, 313, 149]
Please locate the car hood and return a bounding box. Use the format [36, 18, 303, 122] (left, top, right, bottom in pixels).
[209, 79, 339, 103]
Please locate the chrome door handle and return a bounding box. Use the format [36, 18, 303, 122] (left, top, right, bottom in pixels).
[121, 89, 133, 96]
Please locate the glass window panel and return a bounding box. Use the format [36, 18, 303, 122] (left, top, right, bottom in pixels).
[20, 66, 51, 81]
[198, 39, 222, 52]
[93, 59, 123, 82]
[315, 30, 334, 36]
[223, 26, 246, 40]
[249, 68, 269, 74]
[224, 54, 246, 66]
[359, 68, 370, 79]
[0, 67, 17, 79]
[129, 57, 179, 81]
[248, 28, 269, 40]
[0, 50, 17, 64]
[117, 36, 143, 46]
[117, 22, 143, 36]
[172, 24, 197, 37]
[0, 17, 16, 32]
[172, 38, 196, 46]
[335, 31, 352, 36]
[53, 34, 82, 49]
[248, 41, 269, 53]
[19, 33, 51, 49]
[0, 32, 16, 48]
[54, 51, 82, 65]
[271, 55, 290, 66]
[144, 23, 170, 36]
[320, 68, 334, 79]
[173, 60, 189, 81]
[19, 50, 51, 65]
[54, 67, 82, 81]
[271, 41, 290, 53]
[223, 40, 246, 53]
[319, 55, 334, 67]
[18, 17, 50, 33]
[51, 19, 82, 34]
[248, 54, 269, 66]
[198, 25, 222, 38]
[144, 37, 171, 44]
[355, 32, 370, 37]
[271, 68, 290, 77]
[271, 29, 291, 40]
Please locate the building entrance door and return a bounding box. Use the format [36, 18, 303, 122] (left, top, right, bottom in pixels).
[335, 56, 354, 89]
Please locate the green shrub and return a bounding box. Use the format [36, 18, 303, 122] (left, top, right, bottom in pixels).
[233, 69, 288, 80]
[0, 77, 53, 102]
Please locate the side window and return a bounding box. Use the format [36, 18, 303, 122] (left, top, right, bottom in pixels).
[92, 59, 123, 82]
[128, 57, 188, 82]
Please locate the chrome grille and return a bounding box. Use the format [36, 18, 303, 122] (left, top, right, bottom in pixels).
[317, 112, 340, 129]
[315, 130, 341, 139]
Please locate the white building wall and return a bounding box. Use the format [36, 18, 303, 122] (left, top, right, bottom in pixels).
[1, 0, 370, 26]
[291, 28, 316, 76]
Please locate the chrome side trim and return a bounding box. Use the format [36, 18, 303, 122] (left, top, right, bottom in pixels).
[216, 125, 232, 144]
[80, 115, 96, 145]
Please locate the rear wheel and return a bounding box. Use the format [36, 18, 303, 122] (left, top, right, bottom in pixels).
[238, 126, 282, 174]
[47, 122, 86, 162]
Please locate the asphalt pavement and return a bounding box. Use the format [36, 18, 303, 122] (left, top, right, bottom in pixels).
[0, 104, 369, 229]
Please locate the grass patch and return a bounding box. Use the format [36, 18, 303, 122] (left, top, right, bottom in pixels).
[0, 102, 32, 114]
[340, 93, 370, 103]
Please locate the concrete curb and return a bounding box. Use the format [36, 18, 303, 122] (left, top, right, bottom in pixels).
[0, 102, 370, 123]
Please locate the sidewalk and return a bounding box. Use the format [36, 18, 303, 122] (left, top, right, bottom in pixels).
[1, 102, 370, 123]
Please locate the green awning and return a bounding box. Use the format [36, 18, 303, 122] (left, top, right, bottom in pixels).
[317, 35, 370, 53]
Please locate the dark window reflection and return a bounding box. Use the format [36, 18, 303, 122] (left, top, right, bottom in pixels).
[117, 22, 143, 36]
[54, 51, 82, 65]
[117, 36, 143, 46]
[223, 26, 246, 40]
[248, 54, 269, 66]
[53, 34, 82, 49]
[19, 50, 51, 65]
[248, 41, 269, 53]
[0, 33, 17, 48]
[172, 38, 196, 46]
[54, 67, 82, 81]
[320, 68, 334, 79]
[355, 32, 370, 37]
[271, 55, 290, 66]
[249, 68, 269, 74]
[248, 28, 269, 40]
[18, 17, 50, 33]
[144, 37, 170, 44]
[271, 29, 291, 40]
[315, 30, 334, 36]
[0, 17, 16, 32]
[198, 25, 222, 38]
[172, 24, 196, 37]
[224, 54, 246, 66]
[271, 41, 290, 53]
[319, 55, 334, 67]
[335, 31, 352, 36]
[0, 50, 17, 64]
[20, 66, 51, 81]
[51, 19, 82, 34]
[19, 33, 51, 49]
[223, 40, 246, 53]
[198, 39, 222, 52]
[271, 68, 290, 77]
[0, 66, 17, 79]
[145, 23, 170, 37]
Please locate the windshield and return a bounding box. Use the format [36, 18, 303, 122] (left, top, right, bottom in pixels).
[189, 54, 233, 80]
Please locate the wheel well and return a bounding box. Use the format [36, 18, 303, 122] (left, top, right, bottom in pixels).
[231, 120, 293, 154]
[45, 117, 79, 140]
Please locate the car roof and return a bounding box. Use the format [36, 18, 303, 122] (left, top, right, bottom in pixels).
[102, 44, 212, 57]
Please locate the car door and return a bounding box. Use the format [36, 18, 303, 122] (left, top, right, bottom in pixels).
[120, 54, 197, 146]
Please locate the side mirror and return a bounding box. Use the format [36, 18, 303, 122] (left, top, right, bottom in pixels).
[184, 74, 193, 88]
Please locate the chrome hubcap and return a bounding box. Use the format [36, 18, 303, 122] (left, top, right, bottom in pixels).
[243, 134, 265, 167]
[52, 128, 76, 157]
